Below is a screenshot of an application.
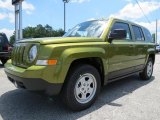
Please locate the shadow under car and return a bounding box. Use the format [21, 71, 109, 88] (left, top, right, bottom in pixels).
[0, 75, 154, 120]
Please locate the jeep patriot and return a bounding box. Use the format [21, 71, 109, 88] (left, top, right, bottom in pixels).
[5, 18, 155, 111]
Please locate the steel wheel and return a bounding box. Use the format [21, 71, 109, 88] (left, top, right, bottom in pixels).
[61, 64, 101, 111]
[139, 58, 154, 80]
[147, 61, 153, 77]
[74, 73, 97, 104]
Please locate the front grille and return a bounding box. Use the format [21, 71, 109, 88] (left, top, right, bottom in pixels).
[12, 44, 26, 67]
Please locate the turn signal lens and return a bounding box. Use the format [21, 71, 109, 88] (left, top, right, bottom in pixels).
[47, 60, 57, 65]
[36, 60, 57, 65]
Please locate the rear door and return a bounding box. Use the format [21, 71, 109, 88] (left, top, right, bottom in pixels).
[131, 25, 147, 71]
[108, 21, 135, 79]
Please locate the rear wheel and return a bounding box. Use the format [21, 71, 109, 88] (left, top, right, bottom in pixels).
[61, 64, 101, 111]
[139, 58, 153, 80]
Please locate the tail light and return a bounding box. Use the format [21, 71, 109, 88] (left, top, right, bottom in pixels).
[8, 46, 13, 51]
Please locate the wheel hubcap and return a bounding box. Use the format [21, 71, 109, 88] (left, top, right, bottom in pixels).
[74, 73, 97, 104]
[147, 61, 153, 77]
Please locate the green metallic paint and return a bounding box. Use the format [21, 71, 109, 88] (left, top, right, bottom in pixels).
[36, 42, 109, 83]
[5, 60, 60, 83]
[19, 37, 104, 45]
[57, 46, 107, 83]
[5, 18, 156, 89]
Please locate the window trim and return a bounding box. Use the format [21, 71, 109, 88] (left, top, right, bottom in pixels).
[132, 25, 145, 41]
[138, 27, 145, 41]
[142, 27, 153, 43]
[110, 21, 132, 41]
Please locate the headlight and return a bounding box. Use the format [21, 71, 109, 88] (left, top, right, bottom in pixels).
[28, 45, 38, 62]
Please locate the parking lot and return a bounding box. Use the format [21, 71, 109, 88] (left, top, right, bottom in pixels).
[0, 54, 160, 120]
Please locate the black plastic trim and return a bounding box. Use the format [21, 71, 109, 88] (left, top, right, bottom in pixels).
[5, 71, 63, 96]
[0, 52, 10, 58]
[108, 64, 144, 80]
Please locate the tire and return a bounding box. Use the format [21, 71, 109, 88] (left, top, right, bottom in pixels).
[139, 58, 153, 80]
[61, 64, 101, 111]
[1, 58, 8, 65]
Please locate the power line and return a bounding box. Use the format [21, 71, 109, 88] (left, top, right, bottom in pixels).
[134, 0, 151, 24]
[141, 0, 156, 21]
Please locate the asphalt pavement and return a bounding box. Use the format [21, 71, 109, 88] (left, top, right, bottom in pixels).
[0, 54, 160, 120]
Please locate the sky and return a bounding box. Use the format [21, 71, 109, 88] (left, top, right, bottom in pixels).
[0, 0, 160, 42]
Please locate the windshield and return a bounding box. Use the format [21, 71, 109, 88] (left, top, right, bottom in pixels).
[63, 20, 108, 38]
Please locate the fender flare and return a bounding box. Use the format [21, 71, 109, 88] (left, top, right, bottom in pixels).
[55, 47, 106, 83]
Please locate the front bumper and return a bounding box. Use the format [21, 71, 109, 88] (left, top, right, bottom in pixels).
[4, 61, 63, 96]
[0, 52, 10, 58]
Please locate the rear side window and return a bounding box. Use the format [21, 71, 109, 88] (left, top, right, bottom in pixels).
[143, 28, 153, 42]
[132, 25, 145, 41]
[111, 22, 132, 40]
[0, 37, 2, 50]
[0, 36, 3, 45]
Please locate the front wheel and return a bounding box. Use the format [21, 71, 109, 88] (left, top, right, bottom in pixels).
[139, 58, 153, 80]
[61, 64, 101, 111]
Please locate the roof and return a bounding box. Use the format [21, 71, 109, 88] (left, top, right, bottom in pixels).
[110, 17, 149, 30]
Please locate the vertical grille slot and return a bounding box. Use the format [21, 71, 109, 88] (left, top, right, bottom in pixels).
[12, 44, 25, 67]
[11, 47, 15, 64]
[17, 46, 20, 65]
[14, 46, 19, 64]
[19, 46, 25, 63]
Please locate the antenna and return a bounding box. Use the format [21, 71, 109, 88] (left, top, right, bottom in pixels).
[62, 0, 70, 32]
[156, 19, 158, 44]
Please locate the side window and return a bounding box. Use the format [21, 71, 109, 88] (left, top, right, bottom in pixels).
[0, 37, 3, 51]
[111, 22, 132, 40]
[132, 25, 145, 41]
[0, 36, 3, 44]
[143, 28, 153, 42]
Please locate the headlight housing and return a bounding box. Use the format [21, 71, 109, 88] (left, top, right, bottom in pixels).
[28, 45, 38, 62]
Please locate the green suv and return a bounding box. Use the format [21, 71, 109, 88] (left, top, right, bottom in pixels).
[5, 18, 155, 111]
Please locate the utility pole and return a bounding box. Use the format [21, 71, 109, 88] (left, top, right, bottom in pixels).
[12, 0, 24, 42]
[156, 19, 158, 44]
[64, 2, 66, 32]
[62, 0, 69, 32]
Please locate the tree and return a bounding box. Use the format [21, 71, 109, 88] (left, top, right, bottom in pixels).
[10, 24, 65, 45]
[10, 35, 15, 45]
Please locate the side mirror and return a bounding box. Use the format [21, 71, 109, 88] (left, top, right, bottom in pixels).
[108, 29, 127, 43]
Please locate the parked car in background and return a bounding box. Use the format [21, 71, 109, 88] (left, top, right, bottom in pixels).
[5, 18, 155, 111]
[0, 33, 12, 65]
[156, 44, 160, 53]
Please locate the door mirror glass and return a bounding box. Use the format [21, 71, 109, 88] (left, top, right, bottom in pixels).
[108, 29, 127, 43]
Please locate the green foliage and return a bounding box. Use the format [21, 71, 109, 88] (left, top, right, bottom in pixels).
[10, 24, 64, 45]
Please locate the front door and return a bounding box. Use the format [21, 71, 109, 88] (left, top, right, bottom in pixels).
[108, 22, 135, 79]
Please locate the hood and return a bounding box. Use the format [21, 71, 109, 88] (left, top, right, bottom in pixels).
[18, 37, 103, 44]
